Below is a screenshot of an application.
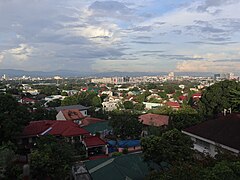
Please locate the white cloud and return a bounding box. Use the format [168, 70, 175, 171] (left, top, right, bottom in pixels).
[0, 53, 4, 63]
[176, 49, 240, 72]
[0, 0, 240, 73]
[176, 59, 240, 73]
[7, 44, 34, 61]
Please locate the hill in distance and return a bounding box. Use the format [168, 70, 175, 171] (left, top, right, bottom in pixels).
[0, 69, 214, 78]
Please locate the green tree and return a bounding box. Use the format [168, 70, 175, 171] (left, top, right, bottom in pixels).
[170, 105, 202, 130]
[123, 101, 134, 109]
[158, 92, 167, 99]
[164, 85, 175, 94]
[46, 99, 61, 107]
[148, 106, 173, 115]
[100, 93, 108, 102]
[30, 136, 75, 179]
[141, 129, 194, 166]
[109, 112, 143, 139]
[61, 95, 79, 106]
[229, 89, 240, 111]
[0, 94, 31, 144]
[31, 107, 57, 120]
[61, 91, 68, 96]
[134, 103, 145, 111]
[39, 86, 60, 96]
[61, 91, 100, 107]
[173, 90, 182, 100]
[135, 91, 151, 103]
[202, 161, 240, 180]
[0, 142, 23, 179]
[91, 96, 102, 107]
[199, 80, 240, 117]
[147, 83, 157, 90]
[146, 163, 201, 180]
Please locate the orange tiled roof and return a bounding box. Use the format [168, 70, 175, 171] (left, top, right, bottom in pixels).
[139, 113, 169, 127]
[62, 109, 84, 121]
[81, 117, 105, 126]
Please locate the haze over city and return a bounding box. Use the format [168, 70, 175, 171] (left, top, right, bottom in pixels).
[1, 0, 240, 74]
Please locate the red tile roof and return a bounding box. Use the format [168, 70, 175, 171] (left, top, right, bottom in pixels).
[139, 113, 169, 127]
[192, 93, 202, 99]
[48, 121, 89, 137]
[83, 136, 106, 147]
[21, 97, 37, 103]
[61, 109, 84, 121]
[178, 95, 187, 101]
[166, 101, 180, 108]
[21, 120, 89, 138]
[81, 117, 105, 127]
[21, 120, 54, 137]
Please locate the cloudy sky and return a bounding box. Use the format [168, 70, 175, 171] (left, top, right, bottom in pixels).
[0, 0, 240, 73]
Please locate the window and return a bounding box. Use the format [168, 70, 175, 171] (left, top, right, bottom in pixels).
[196, 139, 210, 149]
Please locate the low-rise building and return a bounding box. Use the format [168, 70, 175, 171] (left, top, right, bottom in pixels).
[143, 102, 163, 109]
[182, 113, 240, 157]
[18, 120, 108, 159]
[139, 113, 169, 127]
[55, 104, 89, 117]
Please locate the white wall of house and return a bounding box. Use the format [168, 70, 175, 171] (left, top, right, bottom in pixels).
[102, 102, 118, 111]
[182, 131, 239, 157]
[80, 110, 88, 117]
[56, 111, 67, 120]
[191, 137, 217, 157]
[143, 102, 163, 109]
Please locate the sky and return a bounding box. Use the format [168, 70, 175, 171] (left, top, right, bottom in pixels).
[0, 0, 240, 73]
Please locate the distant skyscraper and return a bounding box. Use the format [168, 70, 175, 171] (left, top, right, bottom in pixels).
[2, 74, 7, 80]
[168, 72, 174, 77]
[229, 73, 234, 80]
[168, 72, 175, 80]
[214, 73, 233, 80]
[214, 74, 220, 80]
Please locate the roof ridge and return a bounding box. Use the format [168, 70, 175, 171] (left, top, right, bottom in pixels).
[89, 158, 114, 173]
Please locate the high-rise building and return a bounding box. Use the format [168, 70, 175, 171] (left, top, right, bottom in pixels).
[213, 74, 220, 80]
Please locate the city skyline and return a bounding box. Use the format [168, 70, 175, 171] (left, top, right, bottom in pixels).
[0, 0, 240, 73]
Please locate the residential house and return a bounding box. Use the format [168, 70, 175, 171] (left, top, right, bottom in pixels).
[56, 109, 85, 125]
[143, 102, 163, 110]
[19, 97, 37, 105]
[182, 113, 240, 157]
[85, 153, 156, 180]
[80, 117, 106, 127]
[178, 95, 188, 103]
[62, 90, 79, 96]
[44, 95, 66, 103]
[102, 96, 122, 111]
[192, 93, 202, 100]
[83, 121, 111, 139]
[23, 89, 39, 95]
[18, 120, 108, 158]
[55, 104, 89, 117]
[139, 113, 169, 136]
[82, 136, 108, 158]
[166, 101, 180, 110]
[190, 88, 199, 92]
[139, 113, 169, 127]
[147, 94, 162, 101]
[100, 91, 113, 97]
